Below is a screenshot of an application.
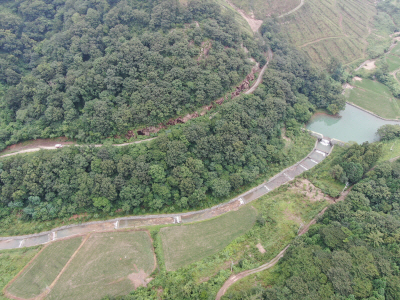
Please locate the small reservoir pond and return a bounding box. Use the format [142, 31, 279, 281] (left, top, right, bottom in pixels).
[306, 104, 400, 144]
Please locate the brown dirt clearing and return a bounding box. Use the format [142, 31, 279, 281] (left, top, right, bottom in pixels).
[289, 179, 335, 203]
[256, 243, 266, 254]
[128, 269, 153, 289]
[353, 76, 363, 81]
[363, 61, 376, 70]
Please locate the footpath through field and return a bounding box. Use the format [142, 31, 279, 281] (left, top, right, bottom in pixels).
[0, 138, 333, 251]
[278, 0, 305, 18]
[215, 187, 350, 300]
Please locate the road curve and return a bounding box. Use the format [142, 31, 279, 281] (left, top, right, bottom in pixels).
[245, 50, 273, 95]
[0, 138, 333, 250]
[278, 0, 305, 18]
[215, 205, 332, 300]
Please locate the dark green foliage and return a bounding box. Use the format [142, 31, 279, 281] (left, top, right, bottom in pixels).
[0, 0, 258, 148]
[226, 159, 400, 300]
[330, 142, 383, 184]
[377, 124, 400, 141]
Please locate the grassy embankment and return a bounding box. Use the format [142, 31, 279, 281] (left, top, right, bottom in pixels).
[278, 0, 375, 68]
[0, 247, 41, 300]
[4, 231, 156, 300]
[345, 77, 400, 119]
[6, 237, 82, 299]
[150, 179, 328, 297]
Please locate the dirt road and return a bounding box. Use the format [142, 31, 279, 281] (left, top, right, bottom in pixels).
[278, 0, 305, 18]
[225, 0, 263, 33]
[0, 138, 157, 159]
[245, 50, 273, 95]
[215, 187, 348, 300]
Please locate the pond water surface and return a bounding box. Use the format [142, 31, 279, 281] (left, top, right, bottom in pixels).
[306, 104, 400, 144]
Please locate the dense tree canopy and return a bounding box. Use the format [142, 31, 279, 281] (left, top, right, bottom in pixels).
[223, 157, 400, 300]
[0, 0, 262, 149]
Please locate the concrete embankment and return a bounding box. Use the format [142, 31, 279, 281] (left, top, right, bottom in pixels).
[0, 137, 333, 251]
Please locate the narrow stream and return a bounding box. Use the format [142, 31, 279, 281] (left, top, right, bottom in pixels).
[306, 104, 400, 143]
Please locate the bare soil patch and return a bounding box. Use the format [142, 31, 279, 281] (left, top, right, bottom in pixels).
[363, 60, 376, 70]
[353, 76, 363, 81]
[225, 0, 263, 32]
[343, 83, 354, 90]
[256, 243, 266, 254]
[289, 179, 335, 203]
[128, 269, 153, 289]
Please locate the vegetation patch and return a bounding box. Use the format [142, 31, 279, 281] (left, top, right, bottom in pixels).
[0, 247, 41, 300]
[223, 157, 400, 300]
[47, 231, 155, 300]
[160, 205, 256, 271]
[228, 0, 300, 19]
[6, 237, 82, 299]
[346, 78, 400, 119]
[278, 0, 375, 67]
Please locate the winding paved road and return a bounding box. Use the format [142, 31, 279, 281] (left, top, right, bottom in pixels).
[0, 138, 333, 251]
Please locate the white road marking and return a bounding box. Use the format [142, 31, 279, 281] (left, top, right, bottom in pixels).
[284, 173, 293, 180]
[310, 159, 318, 164]
[316, 150, 326, 156]
[300, 165, 308, 171]
[264, 185, 270, 191]
[239, 198, 244, 205]
[174, 216, 181, 224]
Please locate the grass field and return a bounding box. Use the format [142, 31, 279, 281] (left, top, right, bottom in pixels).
[378, 137, 400, 163]
[46, 231, 155, 300]
[6, 237, 82, 299]
[278, 0, 375, 68]
[214, 0, 253, 35]
[229, 0, 300, 19]
[0, 247, 41, 300]
[346, 78, 400, 119]
[160, 206, 257, 271]
[386, 54, 400, 72]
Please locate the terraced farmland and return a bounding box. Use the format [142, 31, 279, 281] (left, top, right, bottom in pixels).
[5, 231, 156, 300]
[229, 0, 301, 19]
[160, 206, 257, 271]
[279, 0, 376, 68]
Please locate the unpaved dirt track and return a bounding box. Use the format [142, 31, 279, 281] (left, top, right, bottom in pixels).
[300, 35, 345, 48]
[245, 50, 273, 94]
[215, 192, 346, 300]
[278, 0, 305, 18]
[0, 138, 157, 159]
[225, 0, 263, 33]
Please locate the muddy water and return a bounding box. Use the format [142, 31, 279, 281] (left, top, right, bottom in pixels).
[306, 104, 400, 143]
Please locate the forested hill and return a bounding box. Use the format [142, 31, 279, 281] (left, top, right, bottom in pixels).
[0, 0, 263, 149]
